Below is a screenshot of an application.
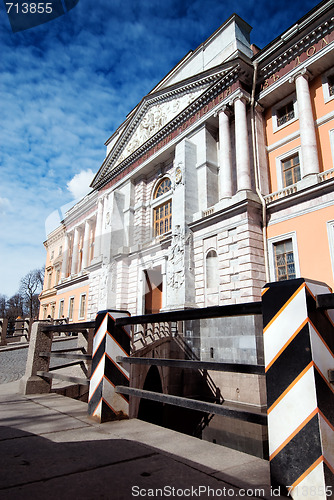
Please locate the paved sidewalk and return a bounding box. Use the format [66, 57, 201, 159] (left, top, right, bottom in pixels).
[0, 381, 280, 499]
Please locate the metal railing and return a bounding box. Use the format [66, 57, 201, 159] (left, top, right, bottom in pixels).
[36, 321, 94, 387]
[115, 301, 266, 426]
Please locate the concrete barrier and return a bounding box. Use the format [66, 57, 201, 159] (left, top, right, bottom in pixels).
[20, 321, 52, 394]
[0, 318, 8, 346]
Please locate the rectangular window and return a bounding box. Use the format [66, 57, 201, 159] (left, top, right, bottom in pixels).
[47, 271, 52, 289]
[277, 101, 295, 127]
[68, 297, 74, 321]
[55, 268, 60, 286]
[89, 224, 95, 264]
[79, 294, 86, 319]
[42, 306, 48, 320]
[282, 154, 301, 187]
[59, 299, 64, 318]
[50, 303, 55, 319]
[328, 74, 334, 97]
[322, 71, 334, 103]
[154, 200, 172, 237]
[274, 239, 296, 281]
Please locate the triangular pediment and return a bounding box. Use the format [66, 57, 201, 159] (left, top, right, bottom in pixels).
[92, 62, 239, 189]
[114, 85, 205, 167]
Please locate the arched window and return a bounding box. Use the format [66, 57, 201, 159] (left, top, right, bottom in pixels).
[153, 178, 172, 237]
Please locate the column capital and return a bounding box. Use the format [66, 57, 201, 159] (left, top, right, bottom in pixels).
[288, 67, 312, 84]
[229, 89, 250, 106]
[214, 104, 232, 118]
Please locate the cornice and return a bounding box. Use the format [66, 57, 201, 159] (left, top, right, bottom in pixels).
[64, 190, 99, 228]
[39, 289, 57, 300]
[56, 273, 89, 291]
[254, 0, 334, 64]
[258, 16, 334, 80]
[189, 191, 262, 232]
[44, 225, 66, 247]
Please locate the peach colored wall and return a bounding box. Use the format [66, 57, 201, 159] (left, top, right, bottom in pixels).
[267, 206, 334, 290]
[264, 76, 334, 194]
[39, 285, 89, 323]
[312, 75, 334, 120]
[265, 98, 300, 147]
[267, 137, 301, 193]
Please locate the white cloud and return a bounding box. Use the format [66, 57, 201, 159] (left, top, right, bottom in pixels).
[67, 168, 94, 200]
[0, 197, 10, 215]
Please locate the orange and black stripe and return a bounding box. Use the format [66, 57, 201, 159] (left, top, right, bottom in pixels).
[262, 279, 334, 496]
[88, 310, 131, 422]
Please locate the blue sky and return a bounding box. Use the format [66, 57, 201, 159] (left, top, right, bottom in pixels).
[0, 0, 321, 297]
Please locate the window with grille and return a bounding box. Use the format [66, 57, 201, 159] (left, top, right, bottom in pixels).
[277, 101, 295, 127]
[154, 178, 171, 198]
[274, 240, 296, 281]
[282, 154, 301, 187]
[153, 178, 172, 237]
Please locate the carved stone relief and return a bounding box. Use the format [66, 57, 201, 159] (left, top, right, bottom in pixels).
[115, 88, 205, 167]
[167, 225, 185, 289]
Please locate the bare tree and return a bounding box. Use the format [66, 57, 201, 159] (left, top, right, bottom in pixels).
[0, 294, 7, 318]
[6, 293, 25, 335]
[6, 294, 24, 317]
[19, 267, 44, 318]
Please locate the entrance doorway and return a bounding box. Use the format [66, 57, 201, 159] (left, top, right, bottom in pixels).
[144, 268, 162, 314]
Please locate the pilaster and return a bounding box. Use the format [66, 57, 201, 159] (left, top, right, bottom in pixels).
[218, 106, 233, 199]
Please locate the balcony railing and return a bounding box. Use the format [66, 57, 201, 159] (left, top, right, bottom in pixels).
[265, 167, 334, 204]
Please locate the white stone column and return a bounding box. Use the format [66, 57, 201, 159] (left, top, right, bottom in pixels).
[218, 106, 233, 198]
[233, 92, 252, 192]
[291, 69, 320, 178]
[82, 219, 91, 269]
[71, 227, 80, 275]
[61, 234, 69, 279]
[94, 198, 104, 258]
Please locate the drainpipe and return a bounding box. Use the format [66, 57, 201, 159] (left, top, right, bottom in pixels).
[250, 61, 270, 282]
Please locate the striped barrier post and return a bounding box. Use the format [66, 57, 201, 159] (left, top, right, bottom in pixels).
[88, 310, 131, 423]
[262, 278, 334, 499]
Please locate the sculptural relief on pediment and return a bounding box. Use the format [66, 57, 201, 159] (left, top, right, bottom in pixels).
[114, 87, 206, 167]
